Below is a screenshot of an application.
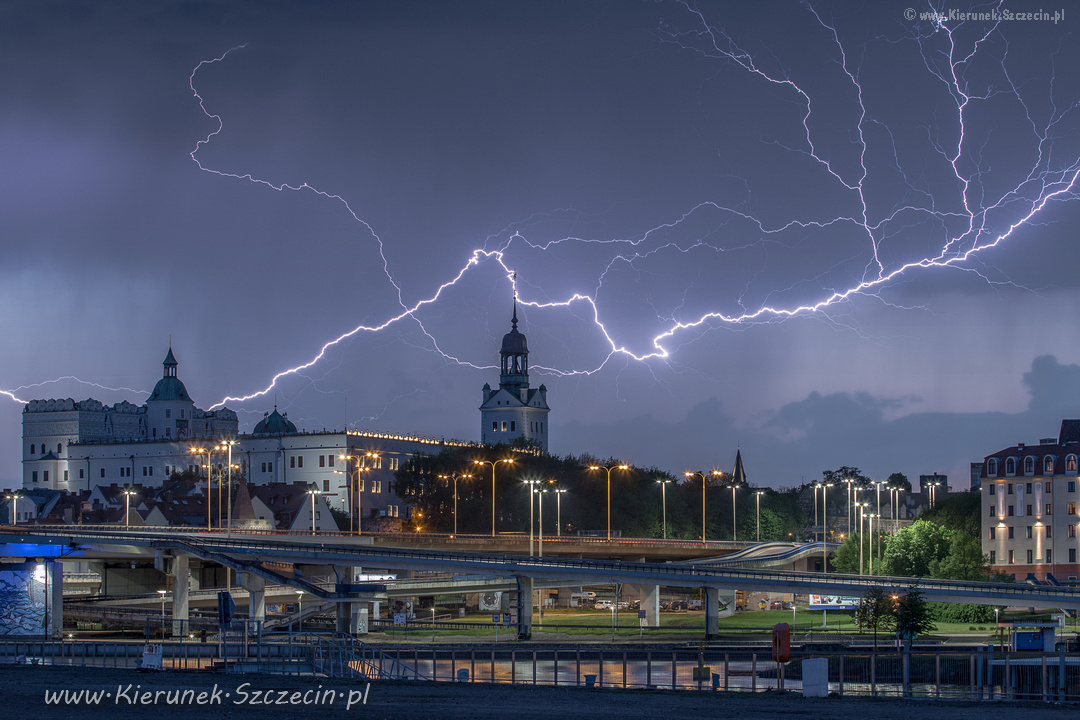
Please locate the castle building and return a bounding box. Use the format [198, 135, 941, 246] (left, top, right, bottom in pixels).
[20, 348, 477, 521]
[479, 301, 550, 451]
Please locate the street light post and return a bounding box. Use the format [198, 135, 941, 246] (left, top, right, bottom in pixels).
[306, 486, 322, 536]
[474, 459, 515, 537]
[685, 470, 723, 544]
[158, 589, 167, 640]
[657, 479, 672, 539]
[822, 482, 832, 572]
[729, 483, 738, 542]
[858, 502, 867, 574]
[553, 487, 566, 537]
[5, 492, 23, 525]
[843, 478, 856, 538]
[524, 479, 541, 556]
[190, 447, 212, 530]
[123, 487, 137, 528]
[438, 471, 473, 535]
[537, 487, 544, 558]
[589, 464, 629, 541]
[754, 490, 765, 542]
[221, 439, 238, 538]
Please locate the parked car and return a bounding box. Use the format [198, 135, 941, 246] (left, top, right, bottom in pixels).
[595, 600, 614, 610]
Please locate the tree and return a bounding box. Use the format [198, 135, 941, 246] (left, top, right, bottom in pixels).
[894, 586, 936, 643]
[886, 472, 912, 492]
[920, 492, 980, 538]
[855, 585, 896, 648]
[880, 519, 951, 577]
[929, 530, 990, 581]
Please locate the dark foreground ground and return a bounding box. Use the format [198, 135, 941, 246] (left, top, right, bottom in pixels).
[4, 665, 1074, 720]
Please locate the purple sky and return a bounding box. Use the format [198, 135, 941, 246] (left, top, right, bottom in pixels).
[3, 1, 1080, 491]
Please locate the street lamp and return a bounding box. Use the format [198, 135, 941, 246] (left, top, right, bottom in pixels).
[340, 454, 373, 534]
[858, 502, 868, 574]
[728, 482, 739, 541]
[928, 481, 940, 508]
[843, 478, 856, 538]
[5, 491, 24, 525]
[754, 490, 766, 542]
[438, 471, 473, 535]
[552, 486, 567, 537]
[122, 487, 138, 528]
[158, 589, 167, 639]
[657, 479, 672, 539]
[523, 479, 541, 556]
[821, 482, 832, 572]
[867, 513, 877, 575]
[474, 458, 515, 537]
[219, 439, 238, 537]
[190, 447, 212, 530]
[685, 470, 723, 544]
[306, 486, 322, 536]
[536, 486, 545, 558]
[589, 464, 629, 541]
[297, 592, 304, 633]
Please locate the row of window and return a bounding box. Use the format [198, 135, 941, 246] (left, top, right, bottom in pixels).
[989, 480, 1077, 495]
[989, 504, 1058, 516]
[28, 443, 63, 455]
[163, 409, 187, 419]
[987, 455, 1080, 477]
[991, 548, 1076, 564]
[319, 478, 384, 493]
[490, 420, 546, 434]
[989, 523, 1077, 540]
[288, 454, 394, 470]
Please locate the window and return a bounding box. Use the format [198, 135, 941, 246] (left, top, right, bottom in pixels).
[989, 485, 995, 496]
[1070, 503, 1077, 515]
[372, 456, 382, 469]
[1025, 457, 1034, 474]
[990, 550, 996, 564]
[100, 468, 105, 478]
[1046, 504, 1052, 514]
[1006, 458, 1016, 474]
[261, 463, 266, 473]
[1045, 456, 1055, 474]
[1071, 549, 1078, 563]
[43, 471, 48, 483]
[166, 409, 171, 419]
[510, 421, 516, 432]
[1026, 482, 1032, 493]
[1069, 455, 1078, 473]
[492, 422, 498, 432]
[1008, 526, 1014, 539]
[1046, 549, 1052, 563]
[989, 527, 996, 539]
[267, 462, 273, 472]
[290, 457, 295, 469]
[989, 505, 995, 516]
[358, 477, 364, 492]
[372, 480, 382, 494]
[1046, 525, 1052, 538]
[328, 455, 334, 468]
[1026, 526, 1033, 539]
[1027, 504, 1032, 515]
[501, 421, 507, 432]
[1071, 525, 1077, 538]
[1008, 483, 1014, 495]
[1046, 482, 1052, 493]
[389, 458, 399, 471]
[319, 455, 326, 468]
[143, 467, 148, 477]
[1009, 550, 1015, 564]
[79, 469, 84, 479]
[988, 459, 998, 475]
[30, 444, 35, 454]
[180, 410, 184, 419]
[1008, 505, 1014, 516]
[323, 479, 330, 491]
[63, 470, 68, 482]
[1070, 481, 1077, 492]
[298, 456, 303, 468]
[165, 427, 171, 438]
[1027, 549, 1033, 564]
[32, 471, 38, 483]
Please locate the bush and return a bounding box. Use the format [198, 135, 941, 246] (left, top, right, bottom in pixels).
[928, 602, 996, 623]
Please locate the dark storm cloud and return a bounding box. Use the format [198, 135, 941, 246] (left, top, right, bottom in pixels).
[3, 1, 1080, 489]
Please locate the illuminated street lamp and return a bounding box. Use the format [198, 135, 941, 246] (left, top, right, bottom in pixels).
[438, 471, 473, 535]
[754, 490, 766, 542]
[536, 486, 545, 558]
[190, 446, 213, 530]
[5, 491, 24, 525]
[728, 482, 739, 542]
[474, 458, 515, 537]
[858, 502, 868, 574]
[340, 454, 373, 534]
[821, 482, 832, 572]
[685, 470, 723, 544]
[157, 589, 167, 639]
[589, 464, 629, 541]
[551, 486, 567, 537]
[306, 486, 323, 536]
[928, 480, 940, 508]
[218, 439, 238, 537]
[122, 487, 138, 528]
[867, 513, 877, 575]
[657, 479, 672, 539]
[524, 479, 541, 556]
[843, 478, 856, 538]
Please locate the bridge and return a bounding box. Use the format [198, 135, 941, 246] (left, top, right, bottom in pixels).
[3, 525, 1078, 641]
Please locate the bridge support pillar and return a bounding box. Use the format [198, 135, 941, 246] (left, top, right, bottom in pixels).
[516, 576, 533, 640]
[49, 560, 63, 639]
[635, 584, 660, 627]
[237, 572, 265, 625]
[171, 555, 190, 637]
[704, 587, 720, 640]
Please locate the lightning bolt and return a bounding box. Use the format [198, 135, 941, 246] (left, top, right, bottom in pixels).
[7, 3, 1076, 417]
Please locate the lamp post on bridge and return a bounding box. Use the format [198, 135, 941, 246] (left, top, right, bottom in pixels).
[685, 470, 723, 544]
[754, 490, 765, 542]
[589, 464, 629, 541]
[438, 471, 473, 536]
[474, 458, 515, 537]
[657, 478, 672, 539]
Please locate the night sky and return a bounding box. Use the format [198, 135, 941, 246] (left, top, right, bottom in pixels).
[3, 1, 1080, 491]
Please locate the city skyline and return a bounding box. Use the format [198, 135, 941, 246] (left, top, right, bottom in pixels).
[3, 2, 1080, 489]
